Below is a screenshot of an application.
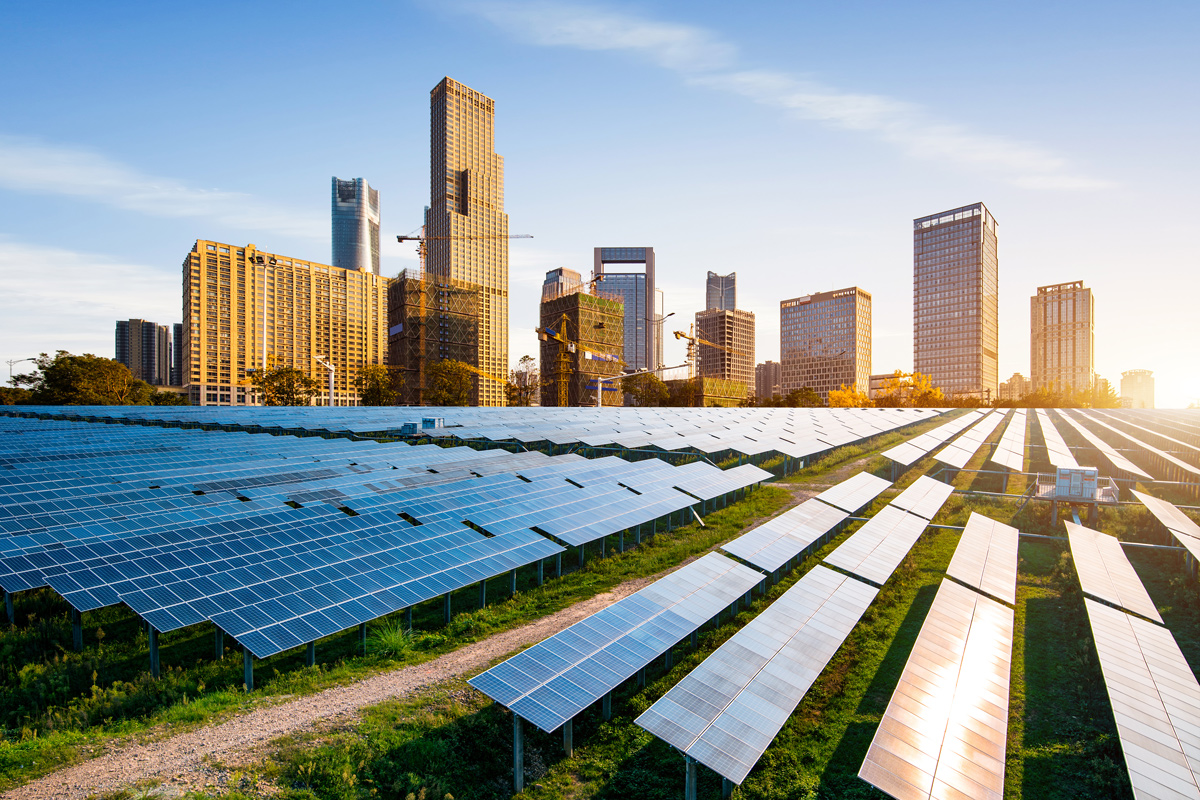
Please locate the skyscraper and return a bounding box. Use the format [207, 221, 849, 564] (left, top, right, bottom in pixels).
[780, 287, 871, 403]
[695, 309, 755, 390]
[182, 240, 388, 406]
[755, 361, 781, 400]
[115, 319, 171, 385]
[171, 323, 183, 386]
[1121, 369, 1155, 409]
[706, 271, 736, 311]
[539, 270, 624, 406]
[913, 202, 999, 400]
[593, 247, 658, 372]
[331, 177, 381, 275]
[427, 77, 509, 406]
[1031, 280, 1094, 395]
[387, 270, 481, 405]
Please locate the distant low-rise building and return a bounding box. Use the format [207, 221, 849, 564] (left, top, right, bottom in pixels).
[755, 361, 781, 400]
[998, 372, 1032, 402]
[1121, 369, 1154, 409]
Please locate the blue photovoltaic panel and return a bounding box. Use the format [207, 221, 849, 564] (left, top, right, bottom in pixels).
[636, 565, 878, 784]
[721, 499, 848, 574]
[470, 552, 762, 733]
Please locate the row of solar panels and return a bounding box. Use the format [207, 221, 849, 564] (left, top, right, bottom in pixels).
[6, 406, 946, 465]
[991, 409, 1027, 472]
[934, 410, 1008, 470]
[880, 410, 987, 469]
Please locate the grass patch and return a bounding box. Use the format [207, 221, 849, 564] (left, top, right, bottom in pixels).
[0, 486, 791, 792]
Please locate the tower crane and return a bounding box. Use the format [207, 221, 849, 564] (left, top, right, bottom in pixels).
[396, 227, 533, 275]
[673, 327, 751, 380]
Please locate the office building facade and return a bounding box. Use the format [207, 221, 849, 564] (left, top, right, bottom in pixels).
[695, 309, 755, 391]
[170, 323, 183, 386]
[755, 360, 781, 400]
[780, 287, 872, 403]
[331, 177, 381, 275]
[1121, 369, 1155, 409]
[706, 271, 736, 311]
[593, 247, 659, 372]
[539, 273, 624, 406]
[115, 319, 171, 386]
[181, 240, 389, 406]
[1031, 280, 1094, 395]
[426, 77, 509, 405]
[387, 270, 481, 405]
[913, 202, 999, 400]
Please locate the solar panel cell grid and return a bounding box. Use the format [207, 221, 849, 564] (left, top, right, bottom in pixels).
[1067, 522, 1162, 623]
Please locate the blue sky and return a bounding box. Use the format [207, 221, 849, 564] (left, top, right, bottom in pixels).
[1, 1, 1197, 405]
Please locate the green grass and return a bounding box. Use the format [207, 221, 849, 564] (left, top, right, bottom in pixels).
[191, 486, 1186, 800]
[0, 486, 792, 792]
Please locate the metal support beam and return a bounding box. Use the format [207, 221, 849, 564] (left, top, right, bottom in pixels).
[4, 591, 13, 625]
[691, 630, 698, 649]
[405, 606, 413, 632]
[444, 592, 452, 624]
[578, 543, 586, 567]
[665, 646, 673, 669]
[555, 553, 562, 578]
[149, 626, 160, 679]
[479, 580, 487, 609]
[619, 530, 625, 552]
[510, 568, 517, 595]
[685, 755, 698, 800]
[602, 691, 612, 720]
[723, 777, 734, 798]
[563, 717, 574, 757]
[359, 622, 367, 654]
[637, 667, 646, 688]
[215, 627, 224, 659]
[71, 608, 83, 652]
[537, 560, 544, 586]
[243, 648, 253, 692]
[513, 713, 525, 794]
[636, 523, 643, 546]
[306, 641, 315, 667]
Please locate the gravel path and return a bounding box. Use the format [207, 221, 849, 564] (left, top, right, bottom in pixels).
[5, 477, 843, 800]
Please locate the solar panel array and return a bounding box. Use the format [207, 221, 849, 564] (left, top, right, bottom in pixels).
[9, 405, 945, 467]
[0, 416, 771, 659]
[990, 410, 1027, 472]
[1085, 598, 1200, 800]
[888, 476, 956, 521]
[1066, 522, 1162, 623]
[1036, 409, 1080, 470]
[859, 579, 1014, 800]
[469, 552, 763, 733]
[811, 472, 893, 514]
[934, 410, 1008, 470]
[1095, 411, 1200, 468]
[1135, 489, 1200, 562]
[1076, 410, 1200, 485]
[823, 506, 936, 587]
[880, 410, 987, 468]
[945, 512, 1020, 606]
[1054, 411, 1152, 480]
[636, 565, 879, 784]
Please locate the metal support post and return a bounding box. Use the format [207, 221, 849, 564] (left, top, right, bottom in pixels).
[149, 627, 160, 678]
[578, 543, 586, 568]
[444, 592, 452, 624]
[691, 630, 698, 649]
[555, 553, 562, 578]
[563, 717, 574, 757]
[636, 523, 643, 546]
[513, 714, 525, 794]
[243, 648, 253, 692]
[685, 755, 698, 800]
[723, 778, 734, 798]
[215, 627, 225, 659]
[665, 646, 673, 669]
[510, 568, 517, 595]
[637, 667, 646, 688]
[359, 622, 367, 654]
[306, 641, 316, 667]
[405, 606, 413, 632]
[4, 591, 13, 625]
[619, 530, 625, 552]
[479, 580, 487, 609]
[537, 560, 545, 586]
[71, 608, 83, 651]
[602, 691, 612, 720]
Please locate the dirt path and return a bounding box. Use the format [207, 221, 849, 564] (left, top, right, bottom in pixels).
[5, 472, 864, 800]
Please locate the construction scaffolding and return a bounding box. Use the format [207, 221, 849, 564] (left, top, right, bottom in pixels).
[539, 288, 625, 407]
[387, 269, 482, 405]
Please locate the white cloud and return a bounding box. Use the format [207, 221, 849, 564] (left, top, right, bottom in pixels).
[0, 237, 179, 365]
[0, 136, 327, 240]
[466, 1, 1111, 190]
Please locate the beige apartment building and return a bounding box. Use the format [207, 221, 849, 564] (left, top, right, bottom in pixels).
[181, 240, 389, 406]
[425, 77, 509, 406]
[1031, 280, 1094, 395]
[913, 203, 999, 400]
[696, 309, 755, 392]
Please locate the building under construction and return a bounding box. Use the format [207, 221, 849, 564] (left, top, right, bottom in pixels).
[387, 269, 482, 405]
[539, 271, 625, 406]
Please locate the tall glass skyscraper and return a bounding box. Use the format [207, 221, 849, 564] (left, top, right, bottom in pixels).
[426, 77, 509, 406]
[706, 271, 736, 311]
[331, 177, 381, 275]
[593, 247, 658, 372]
[913, 202, 999, 400]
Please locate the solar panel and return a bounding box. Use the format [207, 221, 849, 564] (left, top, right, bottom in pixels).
[859, 579, 1013, 800]
[990, 410, 1027, 472]
[1066, 522, 1161, 622]
[1134, 490, 1200, 542]
[888, 476, 955, 521]
[881, 411, 986, 468]
[823, 506, 932, 586]
[720, 498, 849, 574]
[469, 552, 762, 733]
[813, 472, 893, 514]
[636, 565, 879, 784]
[1085, 598, 1200, 800]
[1055, 411, 1152, 480]
[1036, 410, 1081, 470]
[945, 512, 1019, 606]
[1080, 411, 1200, 482]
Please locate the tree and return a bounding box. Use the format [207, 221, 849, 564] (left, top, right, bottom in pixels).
[668, 378, 702, 407]
[13, 351, 154, 405]
[506, 355, 539, 407]
[829, 384, 872, 407]
[0, 386, 30, 405]
[250, 356, 320, 406]
[874, 370, 945, 408]
[425, 359, 473, 406]
[785, 387, 824, 408]
[622, 372, 669, 407]
[353, 364, 400, 406]
[150, 389, 190, 406]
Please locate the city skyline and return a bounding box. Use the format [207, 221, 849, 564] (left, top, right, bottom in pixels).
[1, 3, 1197, 405]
